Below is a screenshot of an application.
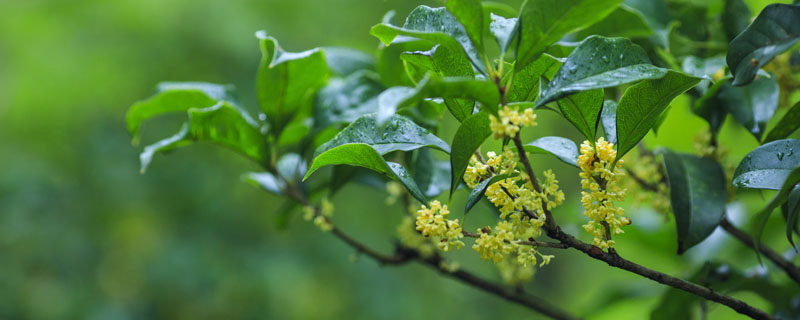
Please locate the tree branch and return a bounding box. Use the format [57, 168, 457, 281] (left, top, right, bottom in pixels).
[624, 163, 800, 286]
[284, 185, 579, 320]
[508, 135, 774, 320]
[462, 231, 568, 249]
[720, 217, 800, 285]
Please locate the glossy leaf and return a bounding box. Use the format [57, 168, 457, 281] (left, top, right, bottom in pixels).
[314, 70, 383, 128]
[243, 172, 285, 195]
[574, 5, 653, 40]
[764, 100, 800, 143]
[465, 174, 509, 214]
[524, 136, 579, 167]
[516, 0, 623, 69]
[489, 14, 517, 54]
[450, 111, 491, 198]
[536, 36, 668, 108]
[400, 45, 475, 122]
[315, 113, 450, 157]
[600, 100, 618, 144]
[445, 0, 484, 54]
[371, 5, 486, 74]
[556, 89, 604, 141]
[376, 35, 433, 87]
[681, 55, 726, 95]
[722, 0, 751, 41]
[413, 148, 451, 198]
[323, 47, 375, 76]
[691, 77, 730, 133]
[127, 82, 230, 143]
[506, 53, 563, 103]
[623, 0, 671, 47]
[726, 4, 800, 86]
[277, 153, 308, 185]
[140, 102, 269, 173]
[303, 143, 427, 203]
[376, 75, 498, 123]
[616, 70, 700, 159]
[732, 139, 800, 190]
[256, 31, 329, 133]
[661, 149, 727, 253]
[783, 185, 800, 247]
[752, 167, 800, 261]
[718, 75, 779, 141]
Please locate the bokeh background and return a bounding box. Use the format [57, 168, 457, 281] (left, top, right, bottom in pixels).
[0, 0, 797, 319]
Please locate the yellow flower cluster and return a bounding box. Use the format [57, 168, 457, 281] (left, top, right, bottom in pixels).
[415, 201, 465, 252]
[384, 181, 404, 205]
[304, 198, 335, 232]
[578, 138, 630, 249]
[626, 152, 671, 218]
[473, 221, 516, 263]
[489, 106, 537, 139]
[397, 216, 436, 257]
[463, 150, 516, 189]
[466, 149, 564, 276]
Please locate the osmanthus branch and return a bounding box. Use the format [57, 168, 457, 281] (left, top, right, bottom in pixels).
[719, 218, 800, 285]
[283, 185, 580, 320]
[624, 167, 800, 286]
[462, 231, 569, 249]
[508, 138, 775, 320]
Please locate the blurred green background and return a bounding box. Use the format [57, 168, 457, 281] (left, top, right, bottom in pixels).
[0, 0, 796, 319]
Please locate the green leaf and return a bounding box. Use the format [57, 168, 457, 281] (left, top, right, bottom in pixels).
[722, 0, 751, 41]
[601, 100, 618, 144]
[764, 100, 800, 143]
[450, 111, 491, 198]
[304, 143, 427, 203]
[536, 36, 668, 108]
[371, 5, 486, 74]
[127, 82, 231, 143]
[733, 139, 800, 190]
[691, 77, 730, 133]
[623, 0, 671, 48]
[752, 167, 800, 261]
[516, 0, 623, 69]
[445, 0, 484, 55]
[140, 102, 269, 173]
[660, 149, 727, 253]
[616, 70, 700, 159]
[315, 113, 450, 157]
[784, 185, 800, 248]
[314, 70, 383, 128]
[573, 5, 653, 40]
[465, 174, 509, 214]
[727, 4, 800, 86]
[243, 172, 285, 195]
[489, 14, 517, 54]
[718, 75, 779, 141]
[556, 88, 604, 141]
[277, 153, 308, 185]
[256, 31, 329, 134]
[524, 136, 579, 167]
[400, 45, 475, 122]
[681, 55, 726, 95]
[377, 36, 433, 87]
[376, 75, 498, 123]
[323, 47, 375, 77]
[413, 148, 451, 197]
[506, 53, 563, 103]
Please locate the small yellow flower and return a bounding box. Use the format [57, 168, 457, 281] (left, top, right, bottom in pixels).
[415, 201, 464, 252]
[490, 106, 538, 139]
[579, 138, 629, 249]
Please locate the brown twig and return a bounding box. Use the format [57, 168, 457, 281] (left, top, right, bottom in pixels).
[283, 184, 578, 320]
[720, 218, 800, 285]
[462, 231, 568, 249]
[508, 135, 773, 320]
